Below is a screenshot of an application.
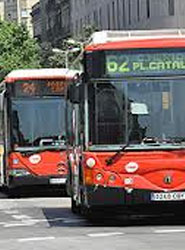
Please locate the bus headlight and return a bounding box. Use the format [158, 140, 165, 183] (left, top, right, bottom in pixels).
[124, 177, 133, 185]
[86, 158, 96, 168]
[95, 173, 103, 181]
[109, 175, 116, 183]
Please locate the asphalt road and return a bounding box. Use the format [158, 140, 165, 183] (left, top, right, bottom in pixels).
[0, 187, 185, 250]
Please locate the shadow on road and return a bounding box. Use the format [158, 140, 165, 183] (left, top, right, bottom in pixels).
[42, 205, 185, 228]
[0, 185, 67, 198]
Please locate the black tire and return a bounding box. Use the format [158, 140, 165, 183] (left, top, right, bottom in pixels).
[79, 190, 92, 217]
[0, 187, 8, 198]
[71, 197, 80, 214]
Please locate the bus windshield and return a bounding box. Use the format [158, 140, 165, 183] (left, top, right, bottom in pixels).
[88, 78, 185, 147]
[12, 97, 66, 148]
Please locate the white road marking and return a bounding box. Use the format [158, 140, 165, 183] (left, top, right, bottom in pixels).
[4, 210, 19, 214]
[4, 223, 35, 228]
[12, 215, 32, 220]
[155, 229, 185, 234]
[0, 222, 6, 225]
[17, 237, 56, 242]
[63, 219, 87, 223]
[87, 232, 124, 237]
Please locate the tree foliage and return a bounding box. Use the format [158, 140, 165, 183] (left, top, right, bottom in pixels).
[0, 21, 41, 81]
[40, 25, 98, 70]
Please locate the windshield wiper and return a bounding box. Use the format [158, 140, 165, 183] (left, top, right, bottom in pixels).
[105, 136, 165, 166]
[166, 137, 185, 143]
[32, 135, 66, 147]
[105, 136, 185, 166]
[105, 141, 130, 166]
[18, 145, 66, 156]
[141, 136, 185, 145]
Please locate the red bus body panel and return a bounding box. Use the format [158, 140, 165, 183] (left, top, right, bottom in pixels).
[83, 151, 185, 191]
[85, 38, 185, 51]
[9, 151, 67, 176]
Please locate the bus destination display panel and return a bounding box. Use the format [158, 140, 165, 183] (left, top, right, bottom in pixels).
[105, 49, 185, 77]
[12, 80, 67, 97]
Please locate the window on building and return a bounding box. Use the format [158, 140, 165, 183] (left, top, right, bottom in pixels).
[137, 0, 140, 21]
[80, 18, 83, 33]
[99, 7, 102, 28]
[112, 1, 116, 29]
[169, 0, 175, 16]
[107, 4, 111, 29]
[117, 0, 120, 29]
[128, 0, 131, 25]
[87, 15, 90, 24]
[122, 0, 126, 27]
[93, 10, 98, 27]
[146, 0, 150, 18]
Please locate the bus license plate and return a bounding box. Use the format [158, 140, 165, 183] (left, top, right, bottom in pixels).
[49, 178, 66, 184]
[151, 192, 185, 201]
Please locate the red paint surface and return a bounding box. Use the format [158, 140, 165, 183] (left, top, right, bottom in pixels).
[85, 38, 185, 51]
[9, 151, 68, 177]
[83, 150, 185, 191]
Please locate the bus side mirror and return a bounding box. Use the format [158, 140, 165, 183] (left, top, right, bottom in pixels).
[68, 84, 82, 104]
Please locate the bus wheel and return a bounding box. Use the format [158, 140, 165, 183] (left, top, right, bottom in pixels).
[80, 191, 92, 217]
[71, 197, 80, 214]
[0, 187, 8, 198]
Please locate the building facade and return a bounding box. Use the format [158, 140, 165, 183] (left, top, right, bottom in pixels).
[0, 0, 4, 21]
[39, 0, 70, 46]
[70, 0, 185, 37]
[4, 0, 38, 36]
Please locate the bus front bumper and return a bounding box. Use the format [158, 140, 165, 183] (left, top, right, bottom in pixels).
[9, 175, 67, 187]
[85, 186, 185, 212]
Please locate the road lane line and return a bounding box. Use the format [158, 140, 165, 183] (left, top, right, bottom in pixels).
[17, 237, 56, 242]
[4, 222, 36, 227]
[12, 215, 32, 220]
[155, 229, 185, 234]
[4, 210, 19, 214]
[87, 232, 124, 237]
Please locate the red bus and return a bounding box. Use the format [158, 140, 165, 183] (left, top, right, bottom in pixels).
[67, 29, 185, 215]
[0, 68, 80, 188]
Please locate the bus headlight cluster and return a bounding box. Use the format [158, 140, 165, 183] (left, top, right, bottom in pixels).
[124, 177, 133, 185]
[95, 173, 103, 181]
[86, 157, 96, 168]
[109, 175, 116, 183]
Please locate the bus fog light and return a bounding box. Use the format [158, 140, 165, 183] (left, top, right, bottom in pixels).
[96, 173, 103, 181]
[86, 158, 96, 168]
[109, 175, 116, 182]
[124, 178, 133, 185]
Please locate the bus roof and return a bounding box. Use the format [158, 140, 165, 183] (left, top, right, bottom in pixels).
[85, 29, 185, 51]
[5, 68, 81, 83]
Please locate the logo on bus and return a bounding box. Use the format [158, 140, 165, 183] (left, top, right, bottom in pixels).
[29, 154, 41, 164]
[125, 162, 139, 173]
[163, 175, 173, 185]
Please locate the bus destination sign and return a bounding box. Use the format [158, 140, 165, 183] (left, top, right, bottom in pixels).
[106, 50, 185, 76]
[13, 80, 67, 97]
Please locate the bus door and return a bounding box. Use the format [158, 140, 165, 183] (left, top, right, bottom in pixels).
[0, 89, 8, 186]
[72, 104, 81, 200]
